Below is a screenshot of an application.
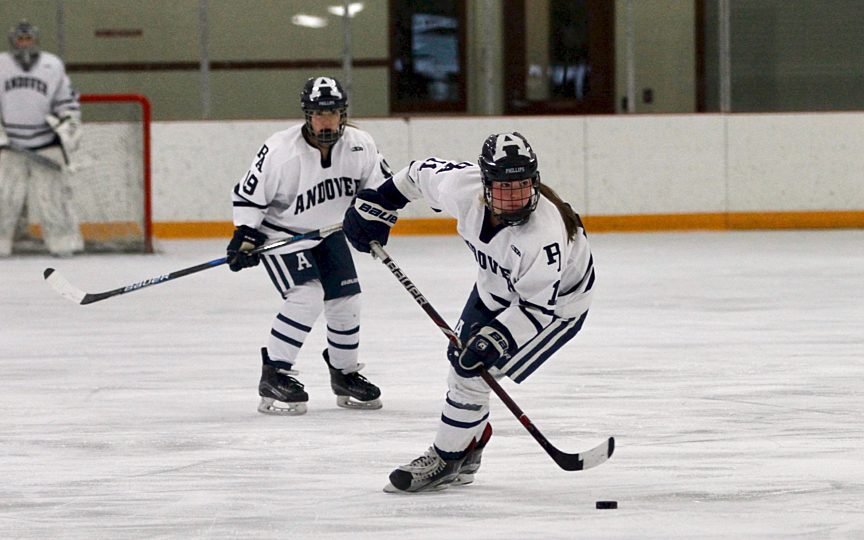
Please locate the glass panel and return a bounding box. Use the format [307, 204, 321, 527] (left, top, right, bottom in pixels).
[702, 0, 864, 112]
[392, 0, 463, 108]
[525, 0, 591, 103]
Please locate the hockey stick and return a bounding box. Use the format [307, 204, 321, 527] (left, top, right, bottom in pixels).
[3, 143, 63, 171]
[369, 241, 614, 472]
[44, 223, 343, 305]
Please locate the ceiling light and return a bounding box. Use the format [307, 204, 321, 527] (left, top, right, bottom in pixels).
[292, 14, 328, 28]
[327, 3, 364, 17]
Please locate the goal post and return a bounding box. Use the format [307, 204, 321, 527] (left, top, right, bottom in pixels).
[15, 93, 154, 254]
[75, 93, 153, 253]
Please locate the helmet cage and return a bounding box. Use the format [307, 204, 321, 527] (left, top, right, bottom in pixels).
[302, 108, 347, 145]
[9, 20, 39, 71]
[300, 77, 348, 146]
[482, 175, 540, 226]
[478, 132, 541, 226]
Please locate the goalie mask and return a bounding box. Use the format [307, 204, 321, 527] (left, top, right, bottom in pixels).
[478, 132, 541, 226]
[9, 20, 40, 71]
[300, 76, 348, 146]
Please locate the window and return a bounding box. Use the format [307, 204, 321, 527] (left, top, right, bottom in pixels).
[390, 1, 467, 113]
[504, 0, 614, 114]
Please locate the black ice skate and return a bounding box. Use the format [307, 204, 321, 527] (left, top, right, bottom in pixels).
[453, 423, 493, 486]
[257, 348, 308, 416]
[323, 350, 382, 410]
[383, 446, 463, 493]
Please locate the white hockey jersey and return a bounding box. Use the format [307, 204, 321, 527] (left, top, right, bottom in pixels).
[232, 124, 391, 253]
[0, 51, 80, 149]
[392, 157, 595, 350]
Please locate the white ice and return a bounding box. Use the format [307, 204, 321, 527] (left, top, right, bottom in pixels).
[2, 231, 863, 539]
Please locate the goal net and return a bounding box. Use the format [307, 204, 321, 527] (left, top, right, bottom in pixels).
[16, 93, 153, 254]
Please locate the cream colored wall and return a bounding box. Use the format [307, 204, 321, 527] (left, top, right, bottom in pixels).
[148, 113, 864, 223]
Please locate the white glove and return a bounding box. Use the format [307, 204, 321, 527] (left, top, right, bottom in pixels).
[46, 112, 82, 155]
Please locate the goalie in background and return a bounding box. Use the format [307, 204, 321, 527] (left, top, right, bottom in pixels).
[0, 20, 83, 257]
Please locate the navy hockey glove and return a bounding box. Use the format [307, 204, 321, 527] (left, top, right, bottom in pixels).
[451, 326, 511, 378]
[343, 189, 398, 253]
[226, 225, 267, 272]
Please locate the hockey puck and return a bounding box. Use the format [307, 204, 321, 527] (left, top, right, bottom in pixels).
[595, 500, 618, 509]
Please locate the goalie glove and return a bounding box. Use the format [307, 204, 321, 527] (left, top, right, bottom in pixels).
[46, 111, 82, 160]
[343, 189, 399, 253]
[451, 326, 512, 378]
[226, 225, 267, 272]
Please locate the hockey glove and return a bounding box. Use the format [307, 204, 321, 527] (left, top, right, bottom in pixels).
[452, 326, 511, 378]
[226, 225, 267, 272]
[46, 112, 82, 157]
[343, 189, 398, 253]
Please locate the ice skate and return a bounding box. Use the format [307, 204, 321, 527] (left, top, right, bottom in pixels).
[257, 348, 308, 415]
[453, 423, 493, 486]
[383, 446, 463, 493]
[323, 350, 382, 410]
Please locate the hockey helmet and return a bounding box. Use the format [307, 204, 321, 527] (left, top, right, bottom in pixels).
[9, 20, 40, 71]
[478, 132, 541, 226]
[300, 76, 348, 145]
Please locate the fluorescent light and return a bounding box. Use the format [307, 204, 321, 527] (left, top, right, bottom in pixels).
[327, 3, 364, 17]
[292, 14, 328, 28]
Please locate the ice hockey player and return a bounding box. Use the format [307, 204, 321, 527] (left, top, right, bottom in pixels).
[343, 132, 595, 492]
[228, 76, 392, 415]
[0, 20, 83, 257]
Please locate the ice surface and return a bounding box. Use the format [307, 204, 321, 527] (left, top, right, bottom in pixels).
[2, 231, 863, 539]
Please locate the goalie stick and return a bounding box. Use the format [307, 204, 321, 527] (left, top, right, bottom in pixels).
[368, 241, 614, 472]
[3, 142, 63, 171]
[44, 223, 342, 305]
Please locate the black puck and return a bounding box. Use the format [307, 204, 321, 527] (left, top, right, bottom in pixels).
[595, 500, 618, 509]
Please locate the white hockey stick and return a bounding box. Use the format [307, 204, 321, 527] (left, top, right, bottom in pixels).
[44, 224, 342, 305]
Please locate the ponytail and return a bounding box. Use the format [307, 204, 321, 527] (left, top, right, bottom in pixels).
[539, 184, 581, 240]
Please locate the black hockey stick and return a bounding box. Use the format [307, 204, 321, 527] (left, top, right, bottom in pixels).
[369, 241, 614, 471]
[44, 223, 342, 305]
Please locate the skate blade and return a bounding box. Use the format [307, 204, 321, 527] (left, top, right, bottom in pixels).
[451, 473, 475, 486]
[336, 395, 382, 410]
[258, 397, 307, 416]
[382, 476, 456, 494]
[383, 481, 453, 494]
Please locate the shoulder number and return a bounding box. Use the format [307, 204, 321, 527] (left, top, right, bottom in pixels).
[417, 157, 472, 174]
[242, 144, 269, 195]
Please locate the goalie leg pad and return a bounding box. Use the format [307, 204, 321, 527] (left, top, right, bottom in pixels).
[0, 150, 30, 255]
[30, 147, 83, 256]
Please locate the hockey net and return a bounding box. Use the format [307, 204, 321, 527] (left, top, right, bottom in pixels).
[17, 93, 153, 254]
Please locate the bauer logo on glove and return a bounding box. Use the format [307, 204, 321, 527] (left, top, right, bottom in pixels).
[357, 201, 398, 224]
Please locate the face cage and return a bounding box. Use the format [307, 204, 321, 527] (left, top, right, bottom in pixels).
[483, 175, 541, 226]
[12, 47, 38, 71]
[303, 108, 347, 146]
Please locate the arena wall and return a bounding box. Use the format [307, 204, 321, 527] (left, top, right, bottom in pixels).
[149, 112, 864, 238]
